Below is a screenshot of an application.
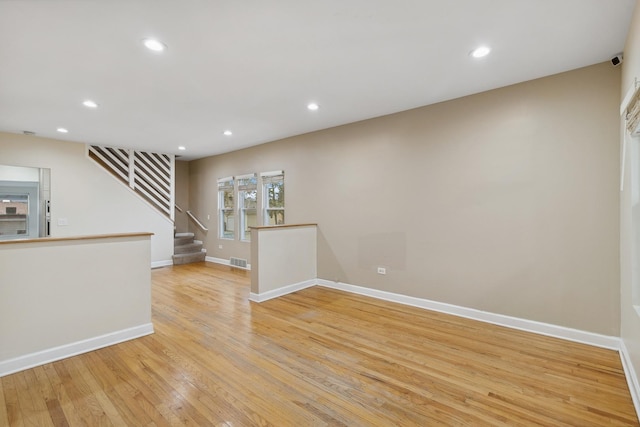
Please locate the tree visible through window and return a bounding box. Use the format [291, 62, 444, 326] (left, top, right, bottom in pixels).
[217, 177, 235, 239]
[238, 174, 257, 241]
[262, 172, 284, 226]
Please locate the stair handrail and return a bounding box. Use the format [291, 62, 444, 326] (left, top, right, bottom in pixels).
[174, 204, 184, 213]
[186, 210, 208, 232]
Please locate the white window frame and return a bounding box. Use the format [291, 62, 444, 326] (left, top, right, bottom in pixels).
[261, 171, 285, 226]
[217, 177, 235, 240]
[237, 173, 257, 242]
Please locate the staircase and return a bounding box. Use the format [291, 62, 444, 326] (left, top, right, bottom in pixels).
[173, 232, 206, 265]
[88, 145, 174, 219]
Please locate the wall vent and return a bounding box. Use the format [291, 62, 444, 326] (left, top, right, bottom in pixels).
[230, 257, 248, 268]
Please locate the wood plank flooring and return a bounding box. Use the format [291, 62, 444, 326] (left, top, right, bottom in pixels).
[1, 261, 638, 426]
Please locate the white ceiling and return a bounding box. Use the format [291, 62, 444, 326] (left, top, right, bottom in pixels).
[0, 0, 635, 160]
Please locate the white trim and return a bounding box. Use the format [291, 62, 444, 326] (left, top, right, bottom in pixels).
[236, 173, 256, 180]
[152, 259, 173, 269]
[206, 256, 228, 265]
[0, 323, 154, 378]
[87, 146, 129, 182]
[622, 130, 628, 192]
[620, 340, 640, 420]
[621, 78, 639, 116]
[316, 279, 620, 350]
[249, 279, 316, 303]
[169, 154, 175, 222]
[128, 149, 135, 189]
[217, 176, 234, 183]
[205, 256, 251, 270]
[260, 170, 283, 177]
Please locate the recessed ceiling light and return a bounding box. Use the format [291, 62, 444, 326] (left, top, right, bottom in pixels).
[83, 100, 98, 108]
[143, 38, 167, 52]
[178, 146, 186, 151]
[223, 130, 233, 136]
[307, 103, 319, 111]
[57, 128, 68, 133]
[470, 46, 491, 58]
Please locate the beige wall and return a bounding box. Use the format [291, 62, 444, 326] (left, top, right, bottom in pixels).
[174, 160, 190, 233]
[0, 132, 174, 264]
[190, 61, 621, 335]
[621, 0, 640, 384]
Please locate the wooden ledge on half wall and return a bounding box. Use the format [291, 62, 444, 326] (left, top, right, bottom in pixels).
[0, 231, 154, 245]
[249, 223, 317, 230]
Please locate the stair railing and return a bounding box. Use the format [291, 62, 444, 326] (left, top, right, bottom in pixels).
[87, 145, 175, 220]
[186, 210, 208, 232]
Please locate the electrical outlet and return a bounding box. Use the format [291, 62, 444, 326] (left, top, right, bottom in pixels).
[207, 214, 210, 220]
[218, 245, 223, 249]
[377, 267, 386, 275]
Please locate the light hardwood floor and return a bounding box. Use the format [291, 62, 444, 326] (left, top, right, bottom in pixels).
[1, 262, 638, 426]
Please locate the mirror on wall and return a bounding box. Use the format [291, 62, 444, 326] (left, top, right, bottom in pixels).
[0, 165, 51, 240]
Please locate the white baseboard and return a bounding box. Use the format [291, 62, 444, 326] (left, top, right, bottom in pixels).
[620, 340, 640, 420]
[205, 256, 228, 266]
[316, 279, 620, 350]
[205, 256, 251, 270]
[0, 323, 154, 378]
[249, 279, 316, 303]
[151, 260, 173, 269]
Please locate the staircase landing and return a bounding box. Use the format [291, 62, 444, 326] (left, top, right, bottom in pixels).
[173, 232, 206, 265]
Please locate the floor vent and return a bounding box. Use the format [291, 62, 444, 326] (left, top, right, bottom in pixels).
[230, 257, 248, 268]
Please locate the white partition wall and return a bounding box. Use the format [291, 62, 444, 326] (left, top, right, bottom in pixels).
[249, 224, 317, 302]
[0, 233, 154, 376]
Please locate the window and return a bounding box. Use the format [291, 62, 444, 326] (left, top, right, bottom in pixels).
[237, 174, 257, 241]
[262, 171, 284, 226]
[0, 194, 29, 237]
[217, 177, 235, 239]
[217, 170, 285, 242]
